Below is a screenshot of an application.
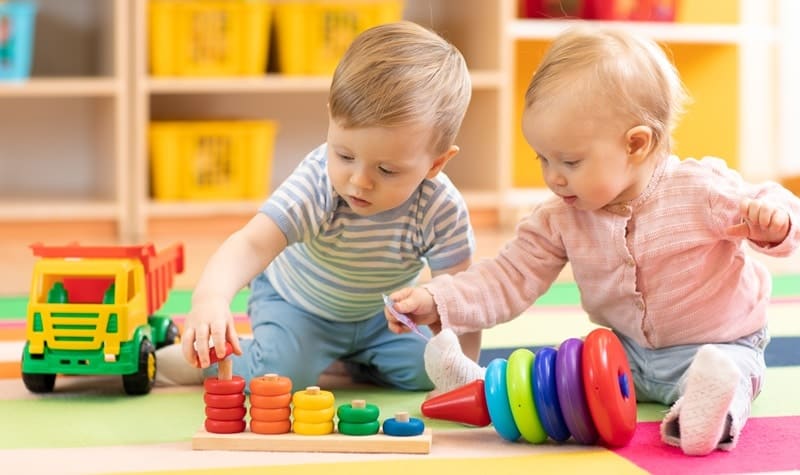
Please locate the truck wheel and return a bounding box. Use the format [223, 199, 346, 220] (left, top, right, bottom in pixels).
[157, 321, 180, 349]
[123, 339, 156, 395]
[22, 372, 56, 393]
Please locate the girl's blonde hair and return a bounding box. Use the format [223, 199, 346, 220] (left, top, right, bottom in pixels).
[329, 21, 472, 154]
[525, 26, 688, 153]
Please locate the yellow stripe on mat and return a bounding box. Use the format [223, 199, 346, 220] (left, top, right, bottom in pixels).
[104, 451, 647, 475]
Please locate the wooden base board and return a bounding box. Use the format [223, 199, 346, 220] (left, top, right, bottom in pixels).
[192, 428, 432, 454]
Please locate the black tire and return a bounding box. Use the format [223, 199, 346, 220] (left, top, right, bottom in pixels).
[123, 339, 156, 395]
[22, 372, 56, 393]
[157, 321, 180, 349]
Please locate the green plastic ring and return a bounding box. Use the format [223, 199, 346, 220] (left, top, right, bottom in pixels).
[506, 348, 547, 444]
[337, 402, 380, 424]
[337, 420, 381, 436]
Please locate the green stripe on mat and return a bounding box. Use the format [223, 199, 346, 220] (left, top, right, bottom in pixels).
[2, 274, 799, 319]
[4, 366, 798, 449]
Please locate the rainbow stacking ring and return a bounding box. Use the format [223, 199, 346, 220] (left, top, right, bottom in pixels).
[556, 338, 599, 445]
[532, 347, 570, 442]
[483, 358, 521, 441]
[582, 328, 637, 447]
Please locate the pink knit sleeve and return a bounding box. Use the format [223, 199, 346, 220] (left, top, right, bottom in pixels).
[705, 157, 800, 256]
[423, 204, 568, 334]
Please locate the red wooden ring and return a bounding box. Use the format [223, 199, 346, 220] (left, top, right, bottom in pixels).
[205, 405, 247, 421]
[203, 392, 246, 409]
[204, 418, 246, 434]
[203, 376, 246, 395]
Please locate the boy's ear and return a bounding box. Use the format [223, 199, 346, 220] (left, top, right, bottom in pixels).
[626, 125, 653, 163]
[426, 145, 460, 179]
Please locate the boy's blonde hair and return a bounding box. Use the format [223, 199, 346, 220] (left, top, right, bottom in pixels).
[329, 21, 471, 154]
[525, 26, 688, 154]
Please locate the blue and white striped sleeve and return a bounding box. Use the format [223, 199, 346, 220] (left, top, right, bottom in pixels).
[259, 145, 331, 245]
[420, 176, 475, 271]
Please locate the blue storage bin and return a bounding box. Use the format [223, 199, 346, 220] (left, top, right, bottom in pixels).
[0, 1, 37, 81]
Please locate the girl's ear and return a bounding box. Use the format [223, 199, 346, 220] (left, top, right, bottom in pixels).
[626, 125, 654, 163]
[426, 145, 460, 179]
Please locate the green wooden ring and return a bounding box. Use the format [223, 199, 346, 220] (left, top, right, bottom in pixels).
[337, 420, 381, 436]
[337, 402, 380, 424]
[506, 348, 547, 444]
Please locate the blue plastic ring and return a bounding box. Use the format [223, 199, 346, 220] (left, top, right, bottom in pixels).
[483, 358, 521, 442]
[532, 347, 571, 442]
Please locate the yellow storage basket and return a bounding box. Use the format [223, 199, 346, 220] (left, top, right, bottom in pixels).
[273, 0, 404, 75]
[149, 121, 277, 201]
[149, 0, 271, 76]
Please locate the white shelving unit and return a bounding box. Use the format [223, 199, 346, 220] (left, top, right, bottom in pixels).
[0, 0, 129, 235]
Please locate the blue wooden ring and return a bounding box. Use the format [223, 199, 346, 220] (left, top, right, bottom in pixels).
[382, 417, 425, 437]
[483, 358, 521, 441]
[532, 347, 571, 442]
[556, 338, 598, 445]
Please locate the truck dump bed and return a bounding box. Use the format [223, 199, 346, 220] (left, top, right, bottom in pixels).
[30, 242, 185, 316]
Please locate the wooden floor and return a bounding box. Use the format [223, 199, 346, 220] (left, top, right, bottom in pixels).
[3, 217, 797, 298]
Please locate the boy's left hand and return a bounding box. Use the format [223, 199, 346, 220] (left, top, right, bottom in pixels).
[726, 198, 790, 245]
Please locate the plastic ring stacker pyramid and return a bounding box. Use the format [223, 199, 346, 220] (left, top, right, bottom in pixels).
[582, 328, 637, 447]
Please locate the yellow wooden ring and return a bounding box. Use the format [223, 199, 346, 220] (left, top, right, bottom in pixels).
[293, 406, 336, 424]
[293, 420, 334, 435]
[292, 388, 335, 410]
[506, 348, 547, 444]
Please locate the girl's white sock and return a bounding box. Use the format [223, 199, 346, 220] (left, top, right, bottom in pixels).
[424, 328, 485, 393]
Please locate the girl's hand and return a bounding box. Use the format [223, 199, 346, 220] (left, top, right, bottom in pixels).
[181, 294, 242, 368]
[385, 287, 442, 335]
[726, 198, 791, 245]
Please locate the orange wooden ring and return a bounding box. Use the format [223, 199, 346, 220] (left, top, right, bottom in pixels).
[250, 419, 291, 435]
[250, 406, 292, 422]
[205, 405, 247, 421]
[205, 418, 246, 434]
[250, 374, 293, 396]
[249, 392, 292, 408]
[203, 376, 246, 395]
[203, 392, 245, 408]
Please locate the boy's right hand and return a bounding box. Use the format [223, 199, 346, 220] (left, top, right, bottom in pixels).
[386, 287, 442, 334]
[181, 294, 242, 368]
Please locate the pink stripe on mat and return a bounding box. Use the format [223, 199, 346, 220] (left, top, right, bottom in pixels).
[613, 416, 800, 474]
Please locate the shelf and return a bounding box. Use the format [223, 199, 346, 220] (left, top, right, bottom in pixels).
[0, 78, 120, 97]
[145, 69, 503, 95]
[508, 19, 777, 45]
[0, 199, 119, 221]
[146, 200, 263, 218]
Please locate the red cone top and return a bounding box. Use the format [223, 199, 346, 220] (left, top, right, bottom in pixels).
[421, 379, 492, 427]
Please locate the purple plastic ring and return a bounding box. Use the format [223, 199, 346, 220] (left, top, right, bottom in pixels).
[556, 338, 598, 444]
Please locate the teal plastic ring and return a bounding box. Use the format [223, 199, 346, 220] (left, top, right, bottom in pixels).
[484, 358, 521, 441]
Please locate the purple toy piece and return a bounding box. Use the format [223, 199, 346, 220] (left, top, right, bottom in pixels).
[555, 338, 599, 444]
[533, 346, 571, 442]
[382, 294, 429, 341]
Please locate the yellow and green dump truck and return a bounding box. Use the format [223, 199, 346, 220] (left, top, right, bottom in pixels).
[21, 242, 184, 395]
